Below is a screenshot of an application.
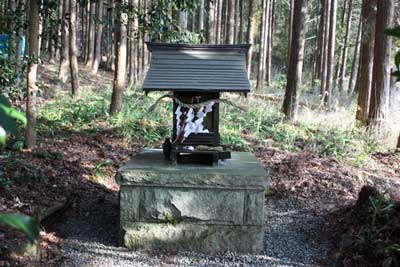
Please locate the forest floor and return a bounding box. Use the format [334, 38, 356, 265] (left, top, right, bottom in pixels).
[1, 63, 400, 266]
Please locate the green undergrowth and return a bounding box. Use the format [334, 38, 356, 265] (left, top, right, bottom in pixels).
[37, 87, 380, 165]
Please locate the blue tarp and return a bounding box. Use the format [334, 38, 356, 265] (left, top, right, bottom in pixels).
[0, 34, 26, 59]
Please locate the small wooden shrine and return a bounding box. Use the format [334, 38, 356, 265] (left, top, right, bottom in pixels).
[143, 43, 251, 165]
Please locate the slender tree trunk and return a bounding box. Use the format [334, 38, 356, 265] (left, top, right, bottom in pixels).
[91, 0, 103, 74]
[207, 0, 216, 43]
[287, 0, 294, 59]
[198, 0, 204, 33]
[238, 0, 243, 43]
[136, 0, 143, 80]
[246, 0, 257, 76]
[142, 0, 149, 76]
[348, 14, 362, 93]
[216, 0, 222, 44]
[85, 1, 96, 67]
[315, 0, 325, 83]
[367, 0, 394, 130]
[225, 0, 234, 44]
[107, 0, 114, 70]
[59, 0, 70, 82]
[337, 0, 353, 93]
[80, 2, 85, 57]
[282, 0, 308, 121]
[320, 0, 330, 96]
[233, 0, 239, 43]
[8, 0, 16, 61]
[26, 0, 40, 149]
[324, 0, 337, 109]
[179, 10, 188, 30]
[69, 0, 80, 97]
[128, 0, 138, 86]
[341, 0, 348, 25]
[266, 0, 274, 84]
[256, 0, 269, 90]
[221, 0, 227, 42]
[356, 0, 377, 123]
[110, 0, 128, 115]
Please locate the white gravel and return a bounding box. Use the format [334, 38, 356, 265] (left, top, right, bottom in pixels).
[53, 194, 334, 267]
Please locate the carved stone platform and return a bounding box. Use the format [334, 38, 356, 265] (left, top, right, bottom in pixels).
[117, 149, 268, 254]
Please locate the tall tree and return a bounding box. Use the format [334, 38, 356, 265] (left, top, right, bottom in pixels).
[128, 0, 139, 86]
[198, 0, 204, 33]
[207, 0, 216, 43]
[179, 9, 188, 30]
[337, 0, 353, 93]
[287, 0, 294, 57]
[225, 0, 234, 44]
[282, 0, 307, 121]
[26, 0, 40, 149]
[69, 0, 80, 97]
[265, 0, 274, 84]
[315, 0, 325, 83]
[59, 0, 70, 83]
[256, 0, 270, 90]
[85, 0, 96, 67]
[348, 14, 362, 93]
[367, 0, 394, 130]
[216, 0, 222, 44]
[238, 0, 243, 43]
[320, 0, 330, 97]
[91, 0, 103, 74]
[110, 0, 128, 115]
[355, 0, 377, 123]
[246, 0, 257, 75]
[324, 0, 337, 109]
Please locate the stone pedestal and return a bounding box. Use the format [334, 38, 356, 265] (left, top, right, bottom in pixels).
[117, 149, 268, 254]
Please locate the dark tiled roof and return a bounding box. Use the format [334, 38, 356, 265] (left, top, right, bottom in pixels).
[143, 43, 251, 92]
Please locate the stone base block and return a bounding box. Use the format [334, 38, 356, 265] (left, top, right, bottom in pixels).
[117, 149, 268, 254]
[122, 223, 264, 254]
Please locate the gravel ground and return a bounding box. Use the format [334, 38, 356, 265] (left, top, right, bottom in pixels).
[52, 194, 334, 267]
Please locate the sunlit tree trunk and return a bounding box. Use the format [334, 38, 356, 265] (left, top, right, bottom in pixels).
[246, 0, 257, 76]
[179, 10, 188, 30]
[256, 0, 270, 90]
[315, 0, 325, 83]
[324, 0, 337, 110]
[69, 0, 80, 97]
[128, 0, 139, 86]
[287, 0, 294, 59]
[356, 0, 377, 124]
[207, 0, 216, 43]
[198, 0, 204, 33]
[320, 0, 330, 97]
[59, 0, 70, 82]
[91, 0, 103, 74]
[348, 14, 362, 93]
[337, 0, 352, 93]
[26, 0, 40, 149]
[85, 0, 96, 67]
[367, 0, 394, 131]
[233, 0, 239, 43]
[282, 0, 307, 121]
[238, 0, 243, 43]
[266, 0, 274, 84]
[110, 0, 128, 115]
[215, 0, 222, 44]
[225, 0, 234, 44]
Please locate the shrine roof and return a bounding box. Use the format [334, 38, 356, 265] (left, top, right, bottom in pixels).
[142, 43, 251, 93]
